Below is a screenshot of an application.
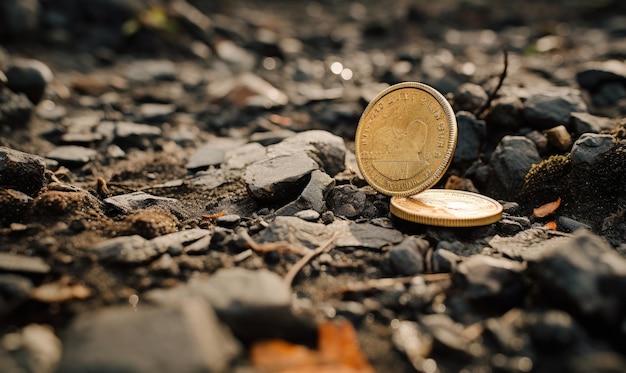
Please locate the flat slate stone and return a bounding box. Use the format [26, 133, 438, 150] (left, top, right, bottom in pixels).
[244, 152, 318, 201]
[46, 145, 97, 167]
[57, 299, 241, 373]
[273, 130, 347, 177]
[256, 215, 333, 250]
[104, 191, 190, 220]
[334, 221, 404, 250]
[0, 253, 50, 274]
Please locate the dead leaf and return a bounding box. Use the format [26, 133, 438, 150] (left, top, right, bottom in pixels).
[544, 221, 557, 230]
[318, 320, 375, 372]
[532, 197, 561, 218]
[251, 320, 376, 373]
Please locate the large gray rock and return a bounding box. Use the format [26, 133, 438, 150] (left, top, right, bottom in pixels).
[243, 152, 318, 201]
[454, 255, 526, 308]
[146, 268, 299, 343]
[0, 146, 46, 196]
[57, 299, 241, 373]
[273, 130, 347, 177]
[527, 229, 626, 325]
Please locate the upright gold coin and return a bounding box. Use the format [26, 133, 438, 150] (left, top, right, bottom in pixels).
[355, 82, 457, 196]
[390, 189, 503, 227]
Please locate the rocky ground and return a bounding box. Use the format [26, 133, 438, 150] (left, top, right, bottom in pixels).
[1, 0, 626, 372]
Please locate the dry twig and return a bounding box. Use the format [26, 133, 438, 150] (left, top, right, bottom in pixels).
[336, 273, 452, 294]
[239, 229, 308, 256]
[284, 232, 339, 287]
[475, 47, 509, 119]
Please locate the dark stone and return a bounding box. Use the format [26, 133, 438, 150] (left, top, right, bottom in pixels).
[453, 83, 488, 113]
[527, 229, 626, 324]
[57, 299, 241, 373]
[387, 237, 428, 276]
[453, 111, 486, 164]
[275, 170, 334, 216]
[0, 88, 33, 127]
[5, 59, 52, 104]
[454, 255, 526, 308]
[485, 95, 524, 130]
[576, 60, 626, 91]
[570, 133, 614, 167]
[523, 87, 588, 130]
[556, 216, 592, 233]
[486, 136, 541, 199]
[0, 0, 41, 38]
[0, 188, 32, 226]
[432, 248, 460, 273]
[0, 147, 46, 196]
[569, 112, 615, 136]
[0, 274, 33, 303]
[328, 184, 367, 219]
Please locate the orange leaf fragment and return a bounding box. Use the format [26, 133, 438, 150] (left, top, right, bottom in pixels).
[250, 340, 318, 372]
[544, 221, 557, 230]
[250, 320, 376, 373]
[532, 197, 561, 218]
[202, 210, 225, 219]
[318, 320, 375, 372]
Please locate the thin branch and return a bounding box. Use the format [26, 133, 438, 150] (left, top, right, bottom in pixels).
[284, 232, 339, 287]
[239, 229, 308, 256]
[335, 273, 452, 294]
[475, 47, 508, 119]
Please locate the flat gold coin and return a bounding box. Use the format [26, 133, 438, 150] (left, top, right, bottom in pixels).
[355, 82, 457, 196]
[390, 189, 503, 227]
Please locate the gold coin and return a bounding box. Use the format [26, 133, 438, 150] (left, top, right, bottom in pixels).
[355, 82, 457, 196]
[390, 189, 503, 227]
